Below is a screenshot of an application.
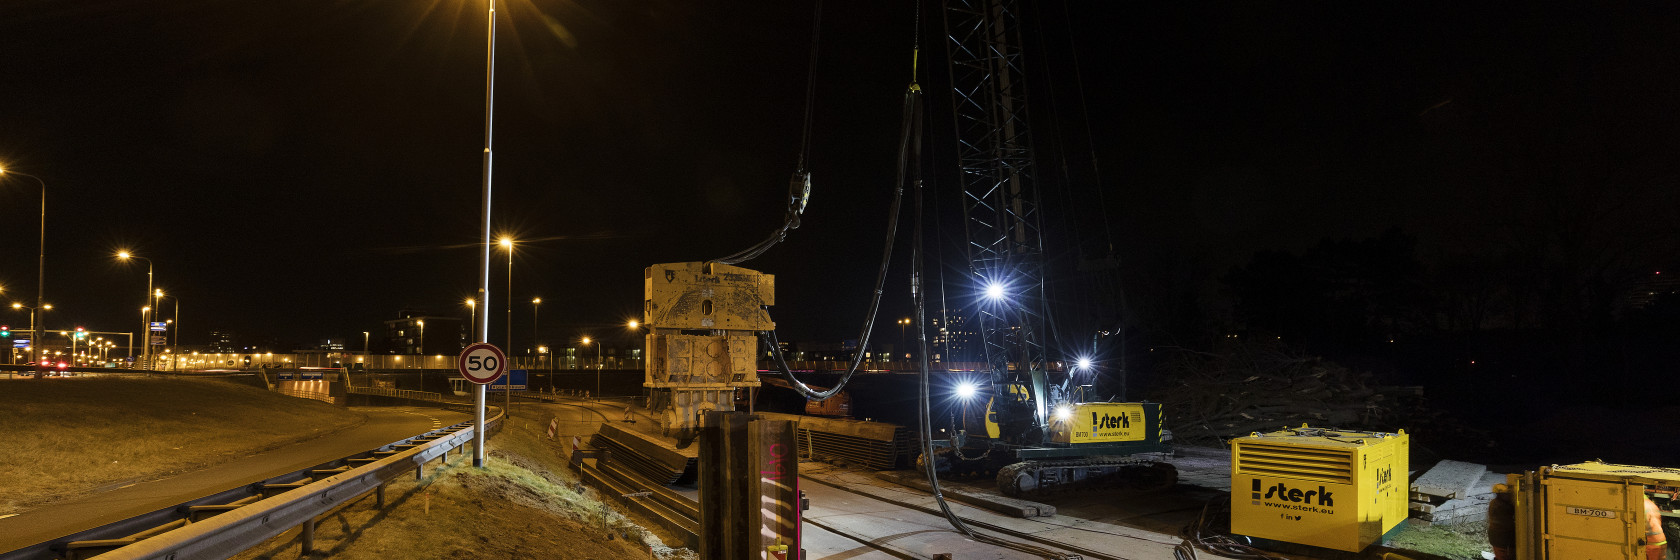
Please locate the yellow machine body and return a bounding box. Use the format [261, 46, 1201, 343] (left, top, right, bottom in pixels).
[1506, 461, 1680, 559]
[1230, 426, 1410, 552]
[1047, 403, 1149, 444]
[643, 262, 772, 434]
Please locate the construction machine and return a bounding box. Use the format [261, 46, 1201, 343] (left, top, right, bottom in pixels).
[919, 0, 1176, 497]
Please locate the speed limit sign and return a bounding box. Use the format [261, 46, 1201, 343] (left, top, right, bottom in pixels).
[457, 342, 507, 384]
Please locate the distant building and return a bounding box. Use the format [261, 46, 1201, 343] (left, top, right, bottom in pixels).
[382, 309, 465, 356]
[206, 330, 237, 353]
[1622, 270, 1680, 311]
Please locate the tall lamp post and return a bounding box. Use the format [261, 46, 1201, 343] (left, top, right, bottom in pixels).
[627, 320, 642, 371]
[498, 237, 514, 354]
[583, 336, 600, 401]
[117, 252, 154, 370]
[0, 168, 47, 377]
[156, 289, 179, 369]
[11, 303, 51, 366]
[465, 298, 477, 349]
[531, 297, 541, 370]
[469, 0, 501, 471]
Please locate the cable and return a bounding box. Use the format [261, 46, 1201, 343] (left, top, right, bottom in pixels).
[1175, 494, 1291, 560]
[711, 0, 822, 266]
[759, 65, 918, 402]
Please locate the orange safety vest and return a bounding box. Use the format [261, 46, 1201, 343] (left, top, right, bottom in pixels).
[1646, 498, 1668, 560]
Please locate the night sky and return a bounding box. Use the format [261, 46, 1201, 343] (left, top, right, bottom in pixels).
[3, 1, 1677, 356]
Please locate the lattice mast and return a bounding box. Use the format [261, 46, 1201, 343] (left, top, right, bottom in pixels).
[944, 0, 1054, 425]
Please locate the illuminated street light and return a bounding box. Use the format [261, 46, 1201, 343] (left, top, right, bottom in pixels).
[531, 297, 542, 371]
[499, 237, 515, 353]
[465, 298, 477, 347]
[583, 336, 601, 401]
[117, 251, 156, 371]
[1, 167, 47, 374]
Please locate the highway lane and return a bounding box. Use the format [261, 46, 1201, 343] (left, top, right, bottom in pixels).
[0, 406, 468, 553]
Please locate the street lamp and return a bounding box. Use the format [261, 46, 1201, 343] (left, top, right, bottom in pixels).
[417, 319, 425, 356]
[140, 306, 150, 367]
[11, 302, 50, 365]
[583, 336, 600, 401]
[363, 331, 370, 354]
[0, 167, 47, 376]
[626, 320, 643, 370]
[531, 297, 541, 370]
[897, 318, 911, 361]
[465, 298, 477, 347]
[116, 251, 155, 371]
[499, 236, 514, 353]
[155, 289, 180, 367]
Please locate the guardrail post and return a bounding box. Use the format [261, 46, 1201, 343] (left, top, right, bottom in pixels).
[301, 518, 316, 555]
[377, 484, 386, 509]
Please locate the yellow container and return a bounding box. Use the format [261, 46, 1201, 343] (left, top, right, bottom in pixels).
[1230, 426, 1409, 552]
[1507, 461, 1680, 559]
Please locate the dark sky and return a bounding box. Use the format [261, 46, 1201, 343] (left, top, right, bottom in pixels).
[2, 1, 1676, 352]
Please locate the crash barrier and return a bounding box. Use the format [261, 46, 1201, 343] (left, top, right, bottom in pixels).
[0, 411, 501, 560]
[345, 386, 447, 403]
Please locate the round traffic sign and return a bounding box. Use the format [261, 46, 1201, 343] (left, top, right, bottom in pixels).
[457, 342, 507, 384]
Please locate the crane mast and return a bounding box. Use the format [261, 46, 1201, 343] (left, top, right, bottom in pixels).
[944, 0, 1054, 430]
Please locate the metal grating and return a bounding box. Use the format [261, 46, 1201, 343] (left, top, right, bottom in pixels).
[1234, 442, 1355, 484]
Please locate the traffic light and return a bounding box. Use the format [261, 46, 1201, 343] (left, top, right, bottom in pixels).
[1, 325, 9, 338]
[74, 326, 86, 339]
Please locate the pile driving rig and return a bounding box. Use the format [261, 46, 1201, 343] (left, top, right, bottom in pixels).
[920, 0, 1175, 497]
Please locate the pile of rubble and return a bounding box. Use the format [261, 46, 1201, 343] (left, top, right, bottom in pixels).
[1150, 343, 1422, 443]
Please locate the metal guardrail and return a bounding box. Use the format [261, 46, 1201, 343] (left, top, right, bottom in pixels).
[1, 410, 501, 560]
[345, 386, 446, 402]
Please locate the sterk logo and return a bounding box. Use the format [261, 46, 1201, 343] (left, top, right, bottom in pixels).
[1251, 479, 1334, 506]
[1092, 412, 1130, 430]
[1375, 465, 1393, 485]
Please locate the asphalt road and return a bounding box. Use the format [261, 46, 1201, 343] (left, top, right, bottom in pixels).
[0, 406, 468, 553]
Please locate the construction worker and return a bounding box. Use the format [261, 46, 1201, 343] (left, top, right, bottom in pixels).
[1646, 496, 1671, 560]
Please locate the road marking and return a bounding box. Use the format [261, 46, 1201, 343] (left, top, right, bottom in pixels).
[0, 514, 16, 520]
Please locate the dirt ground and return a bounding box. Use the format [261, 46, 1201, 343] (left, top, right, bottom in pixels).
[231, 415, 695, 560]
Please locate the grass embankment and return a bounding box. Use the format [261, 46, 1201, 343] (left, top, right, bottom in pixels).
[232, 413, 695, 560]
[0, 376, 364, 514]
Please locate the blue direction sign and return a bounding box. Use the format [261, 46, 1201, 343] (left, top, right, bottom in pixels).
[490, 369, 528, 392]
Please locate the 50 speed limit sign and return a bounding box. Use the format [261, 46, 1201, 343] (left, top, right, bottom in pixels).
[457, 342, 508, 384]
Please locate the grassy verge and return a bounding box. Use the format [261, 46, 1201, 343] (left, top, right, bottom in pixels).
[231, 413, 695, 560]
[0, 376, 364, 514]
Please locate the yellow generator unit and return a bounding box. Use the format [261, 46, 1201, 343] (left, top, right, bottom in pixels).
[1503, 461, 1679, 559]
[1230, 426, 1409, 552]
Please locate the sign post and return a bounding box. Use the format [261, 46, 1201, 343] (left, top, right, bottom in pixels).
[458, 342, 507, 467]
